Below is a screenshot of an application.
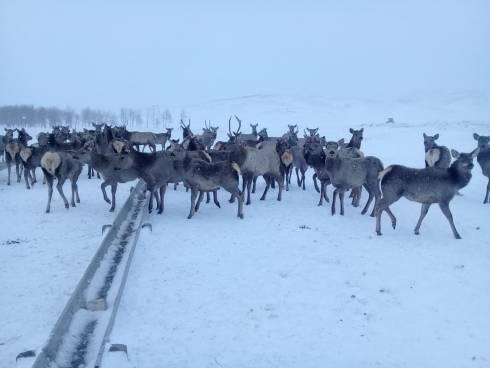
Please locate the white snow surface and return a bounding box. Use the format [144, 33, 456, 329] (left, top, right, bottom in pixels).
[1, 96, 490, 367]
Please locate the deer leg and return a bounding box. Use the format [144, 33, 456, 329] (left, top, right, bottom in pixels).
[7, 161, 11, 185]
[260, 177, 271, 201]
[318, 182, 325, 206]
[195, 191, 205, 212]
[375, 195, 398, 236]
[213, 190, 221, 208]
[252, 176, 257, 194]
[339, 190, 345, 215]
[270, 176, 276, 189]
[16, 162, 21, 182]
[157, 185, 167, 214]
[75, 180, 80, 203]
[24, 165, 31, 189]
[56, 179, 69, 209]
[277, 173, 284, 201]
[302, 169, 306, 191]
[439, 202, 461, 239]
[484, 178, 490, 204]
[324, 187, 330, 203]
[45, 173, 54, 213]
[148, 186, 154, 213]
[331, 188, 338, 215]
[110, 183, 118, 212]
[101, 181, 111, 204]
[284, 168, 289, 192]
[313, 173, 320, 193]
[206, 192, 211, 204]
[361, 189, 374, 215]
[414, 203, 431, 235]
[187, 188, 198, 219]
[236, 189, 244, 218]
[31, 168, 37, 184]
[71, 180, 76, 207]
[174, 182, 178, 190]
[246, 175, 253, 205]
[370, 185, 381, 217]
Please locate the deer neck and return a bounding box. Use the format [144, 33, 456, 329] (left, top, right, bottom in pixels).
[449, 163, 472, 189]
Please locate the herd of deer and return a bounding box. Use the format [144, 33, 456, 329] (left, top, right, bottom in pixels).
[1, 118, 489, 239]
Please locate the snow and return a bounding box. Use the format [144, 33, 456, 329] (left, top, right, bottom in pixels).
[0, 166, 133, 368]
[1, 96, 490, 368]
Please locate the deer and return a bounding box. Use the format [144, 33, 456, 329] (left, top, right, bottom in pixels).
[346, 128, 364, 149]
[239, 139, 286, 205]
[303, 136, 331, 206]
[473, 133, 490, 204]
[40, 151, 83, 213]
[375, 149, 478, 239]
[3, 128, 22, 185]
[115, 126, 157, 152]
[423, 133, 451, 168]
[195, 121, 218, 150]
[345, 128, 365, 205]
[174, 152, 244, 219]
[155, 127, 173, 150]
[324, 141, 383, 216]
[20, 145, 48, 189]
[232, 116, 259, 144]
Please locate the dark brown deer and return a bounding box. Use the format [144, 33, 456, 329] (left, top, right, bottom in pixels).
[375, 149, 478, 239]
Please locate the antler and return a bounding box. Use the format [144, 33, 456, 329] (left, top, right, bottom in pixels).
[234, 115, 242, 135]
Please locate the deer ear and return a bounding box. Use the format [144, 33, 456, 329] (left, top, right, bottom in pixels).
[423, 133, 427, 138]
[434, 133, 439, 140]
[360, 128, 364, 133]
[338, 138, 345, 146]
[472, 148, 480, 158]
[473, 133, 480, 140]
[451, 149, 459, 159]
[349, 128, 354, 133]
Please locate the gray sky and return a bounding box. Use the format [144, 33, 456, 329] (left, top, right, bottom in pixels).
[1, 0, 489, 110]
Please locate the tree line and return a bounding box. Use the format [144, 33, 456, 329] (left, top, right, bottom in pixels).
[0, 105, 174, 129]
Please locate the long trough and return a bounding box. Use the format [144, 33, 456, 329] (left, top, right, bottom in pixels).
[30, 180, 148, 368]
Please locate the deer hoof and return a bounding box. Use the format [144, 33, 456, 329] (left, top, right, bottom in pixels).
[414, 230, 420, 235]
[238, 214, 244, 219]
[454, 234, 462, 239]
[187, 215, 193, 219]
[109, 208, 115, 212]
[65, 203, 70, 209]
[376, 231, 382, 236]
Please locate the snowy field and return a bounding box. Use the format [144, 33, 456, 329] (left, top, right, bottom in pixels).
[0, 169, 133, 367]
[1, 97, 490, 367]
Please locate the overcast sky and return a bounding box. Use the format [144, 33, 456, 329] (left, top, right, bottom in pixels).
[1, 0, 489, 110]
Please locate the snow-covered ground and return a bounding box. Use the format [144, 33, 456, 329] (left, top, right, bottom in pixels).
[0, 169, 133, 367]
[1, 96, 490, 367]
